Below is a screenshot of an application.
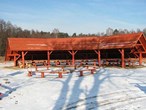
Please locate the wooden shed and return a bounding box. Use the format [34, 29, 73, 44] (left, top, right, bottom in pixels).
[5, 32, 146, 68]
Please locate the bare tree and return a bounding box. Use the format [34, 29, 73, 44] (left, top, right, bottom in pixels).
[123, 29, 129, 34]
[52, 28, 59, 38]
[143, 28, 146, 36]
[136, 28, 141, 33]
[106, 27, 113, 36]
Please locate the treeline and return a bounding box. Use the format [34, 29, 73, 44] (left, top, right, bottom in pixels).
[0, 19, 146, 56]
[0, 19, 69, 55]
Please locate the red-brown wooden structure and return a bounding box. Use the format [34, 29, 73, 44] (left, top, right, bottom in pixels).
[5, 32, 146, 68]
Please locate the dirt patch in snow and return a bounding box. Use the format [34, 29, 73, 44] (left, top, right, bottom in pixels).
[0, 56, 4, 63]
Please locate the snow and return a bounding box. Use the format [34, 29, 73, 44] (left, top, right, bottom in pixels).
[27, 44, 48, 46]
[0, 62, 146, 110]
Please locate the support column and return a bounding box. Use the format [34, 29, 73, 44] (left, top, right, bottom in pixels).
[15, 54, 21, 67]
[21, 51, 28, 68]
[139, 52, 142, 65]
[94, 50, 101, 66]
[98, 50, 101, 66]
[22, 51, 25, 68]
[47, 51, 53, 67]
[119, 49, 125, 68]
[14, 55, 17, 67]
[68, 50, 78, 66]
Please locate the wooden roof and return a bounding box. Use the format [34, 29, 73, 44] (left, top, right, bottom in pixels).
[99, 33, 144, 49]
[7, 32, 146, 51]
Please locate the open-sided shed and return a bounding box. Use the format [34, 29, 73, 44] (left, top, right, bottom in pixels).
[5, 32, 146, 68]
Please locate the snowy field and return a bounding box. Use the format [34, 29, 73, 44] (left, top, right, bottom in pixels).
[0, 62, 146, 110]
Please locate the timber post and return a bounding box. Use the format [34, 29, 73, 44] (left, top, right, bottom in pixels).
[139, 52, 142, 65]
[119, 49, 125, 68]
[94, 50, 101, 67]
[41, 72, 45, 78]
[22, 51, 25, 68]
[47, 51, 53, 68]
[58, 72, 63, 78]
[80, 71, 83, 77]
[14, 55, 17, 67]
[21, 51, 28, 68]
[68, 50, 78, 66]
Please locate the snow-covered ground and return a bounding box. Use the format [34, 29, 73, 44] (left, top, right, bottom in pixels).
[0, 62, 146, 110]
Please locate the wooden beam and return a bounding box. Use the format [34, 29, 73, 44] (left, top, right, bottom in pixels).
[138, 37, 146, 51]
[68, 51, 72, 55]
[68, 50, 78, 55]
[7, 52, 20, 67]
[22, 51, 25, 68]
[68, 50, 78, 66]
[24, 51, 28, 56]
[16, 54, 21, 61]
[134, 45, 143, 52]
[72, 52, 75, 66]
[134, 53, 139, 58]
[130, 48, 136, 54]
[122, 49, 125, 68]
[14, 55, 17, 67]
[94, 50, 101, 66]
[94, 50, 98, 54]
[47, 51, 53, 66]
[139, 52, 142, 65]
[98, 50, 101, 66]
[7, 53, 20, 56]
[74, 50, 78, 55]
[134, 52, 146, 54]
[119, 49, 125, 68]
[135, 44, 142, 46]
[19, 51, 28, 68]
[118, 49, 122, 54]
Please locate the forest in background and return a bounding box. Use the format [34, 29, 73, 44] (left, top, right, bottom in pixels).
[0, 19, 146, 56]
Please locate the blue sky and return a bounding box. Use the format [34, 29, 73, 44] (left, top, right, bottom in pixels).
[0, 0, 146, 34]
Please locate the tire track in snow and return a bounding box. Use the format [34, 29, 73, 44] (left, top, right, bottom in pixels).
[61, 89, 146, 110]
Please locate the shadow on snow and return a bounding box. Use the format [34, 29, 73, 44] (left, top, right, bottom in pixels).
[52, 67, 112, 110]
[9, 71, 24, 76]
[135, 84, 146, 94]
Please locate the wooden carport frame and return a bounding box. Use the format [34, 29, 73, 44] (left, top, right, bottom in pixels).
[5, 32, 146, 68]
